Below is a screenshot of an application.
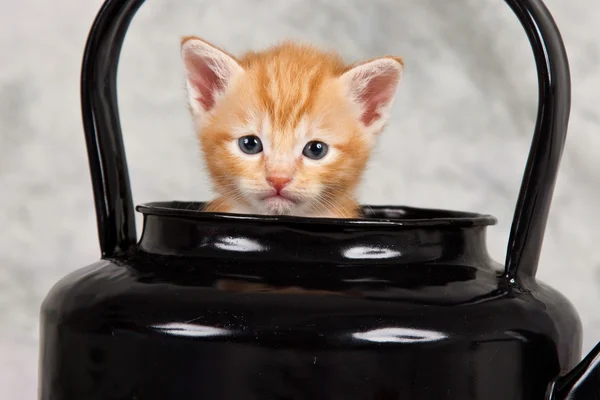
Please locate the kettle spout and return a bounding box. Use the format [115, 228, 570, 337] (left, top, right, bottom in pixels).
[546, 342, 600, 399]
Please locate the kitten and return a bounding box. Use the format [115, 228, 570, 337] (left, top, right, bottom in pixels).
[181, 37, 404, 218]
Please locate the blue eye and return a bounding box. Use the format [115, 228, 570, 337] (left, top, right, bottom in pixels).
[302, 141, 328, 160]
[238, 135, 263, 154]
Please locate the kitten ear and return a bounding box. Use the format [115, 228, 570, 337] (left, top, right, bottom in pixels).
[181, 37, 244, 117]
[339, 56, 404, 134]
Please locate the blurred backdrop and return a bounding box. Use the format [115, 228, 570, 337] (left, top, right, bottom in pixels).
[1, 0, 599, 397]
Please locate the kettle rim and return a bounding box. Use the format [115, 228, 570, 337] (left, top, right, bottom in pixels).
[136, 201, 498, 229]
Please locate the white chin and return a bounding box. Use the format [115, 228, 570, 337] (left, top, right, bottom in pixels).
[262, 197, 296, 215]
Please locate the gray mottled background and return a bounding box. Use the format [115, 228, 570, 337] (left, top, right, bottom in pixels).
[1, 0, 599, 397]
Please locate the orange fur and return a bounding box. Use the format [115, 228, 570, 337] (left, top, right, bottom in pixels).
[181, 38, 404, 218]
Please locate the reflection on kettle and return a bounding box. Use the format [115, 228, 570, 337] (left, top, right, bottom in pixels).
[151, 323, 232, 339]
[353, 327, 448, 344]
[213, 236, 266, 253]
[343, 246, 402, 260]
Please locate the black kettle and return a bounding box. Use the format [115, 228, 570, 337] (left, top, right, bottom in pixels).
[38, 0, 600, 399]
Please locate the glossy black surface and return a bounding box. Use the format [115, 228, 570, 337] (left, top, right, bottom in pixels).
[41, 203, 584, 399]
[137, 202, 496, 269]
[39, 0, 600, 399]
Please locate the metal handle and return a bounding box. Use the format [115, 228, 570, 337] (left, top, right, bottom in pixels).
[81, 0, 571, 282]
[81, 0, 144, 257]
[503, 0, 571, 281]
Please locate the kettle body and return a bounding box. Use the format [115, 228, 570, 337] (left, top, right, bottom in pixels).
[38, 0, 600, 399]
[40, 204, 585, 399]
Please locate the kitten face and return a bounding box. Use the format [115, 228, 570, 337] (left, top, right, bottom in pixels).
[181, 38, 403, 217]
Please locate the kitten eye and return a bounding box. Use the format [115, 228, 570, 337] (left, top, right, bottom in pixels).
[238, 135, 263, 154]
[302, 141, 328, 160]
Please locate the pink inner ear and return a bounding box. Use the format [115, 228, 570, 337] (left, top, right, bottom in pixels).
[357, 72, 398, 126]
[188, 58, 226, 111]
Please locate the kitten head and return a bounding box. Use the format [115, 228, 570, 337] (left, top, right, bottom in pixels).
[181, 37, 404, 217]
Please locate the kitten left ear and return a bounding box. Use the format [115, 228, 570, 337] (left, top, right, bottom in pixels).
[181, 37, 245, 118]
[339, 56, 404, 134]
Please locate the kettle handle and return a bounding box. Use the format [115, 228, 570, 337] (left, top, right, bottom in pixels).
[81, 0, 571, 282]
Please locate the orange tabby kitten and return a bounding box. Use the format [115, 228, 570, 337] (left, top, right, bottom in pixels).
[181, 37, 404, 218]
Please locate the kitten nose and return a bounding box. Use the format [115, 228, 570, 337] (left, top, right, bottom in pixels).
[267, 176, 292, 192]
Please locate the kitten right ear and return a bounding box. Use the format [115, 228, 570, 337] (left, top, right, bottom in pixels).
[339, 56, 404, 136]
[181, 37, 244, 117]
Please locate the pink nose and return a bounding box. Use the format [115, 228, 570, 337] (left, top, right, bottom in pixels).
[267, 176, 291, 192]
